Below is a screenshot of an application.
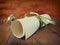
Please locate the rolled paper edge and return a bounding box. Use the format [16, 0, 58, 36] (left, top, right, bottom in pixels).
[11, 21, 25, 38]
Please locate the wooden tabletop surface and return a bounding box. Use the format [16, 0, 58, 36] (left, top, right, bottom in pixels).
[0, 19, 60, 45]
[0, 0, 60, 45]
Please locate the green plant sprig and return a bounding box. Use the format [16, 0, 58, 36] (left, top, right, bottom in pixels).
[36, 14, 60, 36]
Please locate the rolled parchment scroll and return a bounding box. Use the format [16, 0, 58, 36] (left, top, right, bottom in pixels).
[11, 16, 40, 39]
[10, 13, 53, 39]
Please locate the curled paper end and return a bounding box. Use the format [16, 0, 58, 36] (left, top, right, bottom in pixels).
[11, 21, 25, 38]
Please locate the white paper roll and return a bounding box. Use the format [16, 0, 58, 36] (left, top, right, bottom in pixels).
[11, 16, 40, 39]
[11, 14, 52, 39]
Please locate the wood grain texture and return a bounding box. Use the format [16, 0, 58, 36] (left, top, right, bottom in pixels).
[0, 0, 60, 18]
[0, 0, 60, 45]
[0, 22, 60, 45]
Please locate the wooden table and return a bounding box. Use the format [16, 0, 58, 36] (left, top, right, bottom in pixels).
[0, 18, 60, 45]
[0, 0, 60, 45]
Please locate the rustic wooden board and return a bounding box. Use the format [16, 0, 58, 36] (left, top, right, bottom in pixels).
[0, 22, 60, 45]
[0, 0, 60, 45]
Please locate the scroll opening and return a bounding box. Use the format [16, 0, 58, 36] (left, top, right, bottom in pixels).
[11, 21, 24, 38]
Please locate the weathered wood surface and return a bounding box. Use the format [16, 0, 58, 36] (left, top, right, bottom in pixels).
[0, 0, 60, 45]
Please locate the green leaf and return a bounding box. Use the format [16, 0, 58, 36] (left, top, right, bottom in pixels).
[40, 16, 56, 25]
